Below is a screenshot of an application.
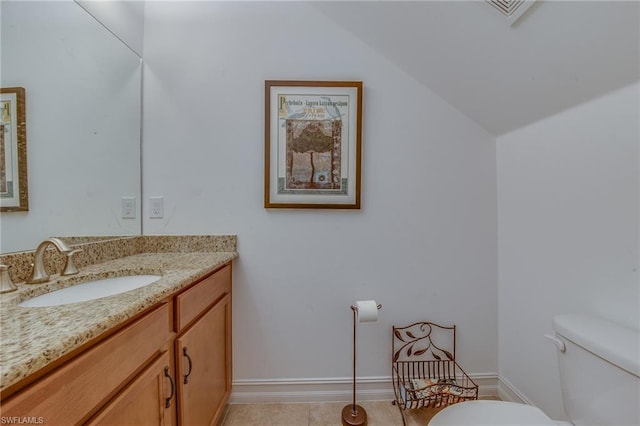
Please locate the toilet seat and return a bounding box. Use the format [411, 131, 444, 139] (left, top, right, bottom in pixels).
[429, 400, 556, 425]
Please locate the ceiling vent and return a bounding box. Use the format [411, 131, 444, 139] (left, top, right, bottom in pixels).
[486, 0, 536, 25]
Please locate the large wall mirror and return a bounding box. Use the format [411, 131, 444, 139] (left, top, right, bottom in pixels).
[0, 1, 142, 254]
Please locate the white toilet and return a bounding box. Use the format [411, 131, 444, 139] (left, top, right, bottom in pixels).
[429, 314, 640, 425]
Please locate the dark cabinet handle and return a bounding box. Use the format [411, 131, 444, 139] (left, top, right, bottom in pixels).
[183, 346, 193, 384]
[164, 366, 175, 408]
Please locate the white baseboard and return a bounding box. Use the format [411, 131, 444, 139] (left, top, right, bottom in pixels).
[497, 375, 532, 405]
[229, 373, 499, 404]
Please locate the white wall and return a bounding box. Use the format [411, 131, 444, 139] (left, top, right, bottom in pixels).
[76, 0, 145, 56]
[142, 2, 498, 399]
[497, 82, 640, 420]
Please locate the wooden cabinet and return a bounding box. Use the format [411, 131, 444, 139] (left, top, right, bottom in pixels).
[175, 264, 232, 426]
[2, 262, 233, 426]
[88, 351, 175, 426]
[1, 303, 171, 424]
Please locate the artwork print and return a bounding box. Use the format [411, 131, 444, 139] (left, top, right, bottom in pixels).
[0, 124, 6, 194]
[282, 101, 344, 193]
[265, 81, 362, 209]
[0, 87, 28, 212]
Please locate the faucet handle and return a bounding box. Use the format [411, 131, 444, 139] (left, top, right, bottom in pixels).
[0, 265, 18, 294]
[62, 249, 83, 276]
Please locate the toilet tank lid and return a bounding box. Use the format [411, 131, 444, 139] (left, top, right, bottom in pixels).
[553, 314, 640, 378]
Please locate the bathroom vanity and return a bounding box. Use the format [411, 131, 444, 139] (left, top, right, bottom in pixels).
[0, 236, 237, 425]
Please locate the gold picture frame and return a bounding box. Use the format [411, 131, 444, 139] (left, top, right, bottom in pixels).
[265, 80, 363, 209]
[1, 87, 28, 212]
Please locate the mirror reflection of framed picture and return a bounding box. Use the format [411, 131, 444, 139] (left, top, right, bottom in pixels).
[0, 87, 28, 212]
[265, 80, 363, 209]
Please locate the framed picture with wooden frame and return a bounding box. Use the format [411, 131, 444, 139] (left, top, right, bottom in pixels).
[264, 80, 362, 209]
[0, 87, 28, 212]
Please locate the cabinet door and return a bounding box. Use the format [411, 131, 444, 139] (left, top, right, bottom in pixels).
[176, 294, 231, 426]
[87, 351, 176, 426]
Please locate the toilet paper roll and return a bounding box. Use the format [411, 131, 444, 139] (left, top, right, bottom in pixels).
[355, 300, 379, 322]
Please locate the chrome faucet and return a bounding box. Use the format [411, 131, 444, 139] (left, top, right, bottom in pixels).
[27, 238, 82, 284]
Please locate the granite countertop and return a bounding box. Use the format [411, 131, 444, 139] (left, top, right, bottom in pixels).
[0, 248, 237, 393]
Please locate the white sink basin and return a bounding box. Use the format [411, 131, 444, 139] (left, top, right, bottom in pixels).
[18, 275, 162, 307]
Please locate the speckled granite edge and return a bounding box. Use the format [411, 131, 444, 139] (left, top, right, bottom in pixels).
[54, 236, 133, 245]
[0, 235, 237, 284]
[142, 235, 237, 253]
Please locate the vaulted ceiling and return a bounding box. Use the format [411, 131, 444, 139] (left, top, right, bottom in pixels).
[311, 1, 640, 136]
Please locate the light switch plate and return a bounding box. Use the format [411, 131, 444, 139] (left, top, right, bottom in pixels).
[122, 197, 136, 219]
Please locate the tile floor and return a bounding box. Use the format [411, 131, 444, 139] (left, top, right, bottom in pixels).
[221, 397, 500, 425]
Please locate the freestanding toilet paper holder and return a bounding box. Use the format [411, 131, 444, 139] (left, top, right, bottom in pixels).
[341, 301, 382, 426]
